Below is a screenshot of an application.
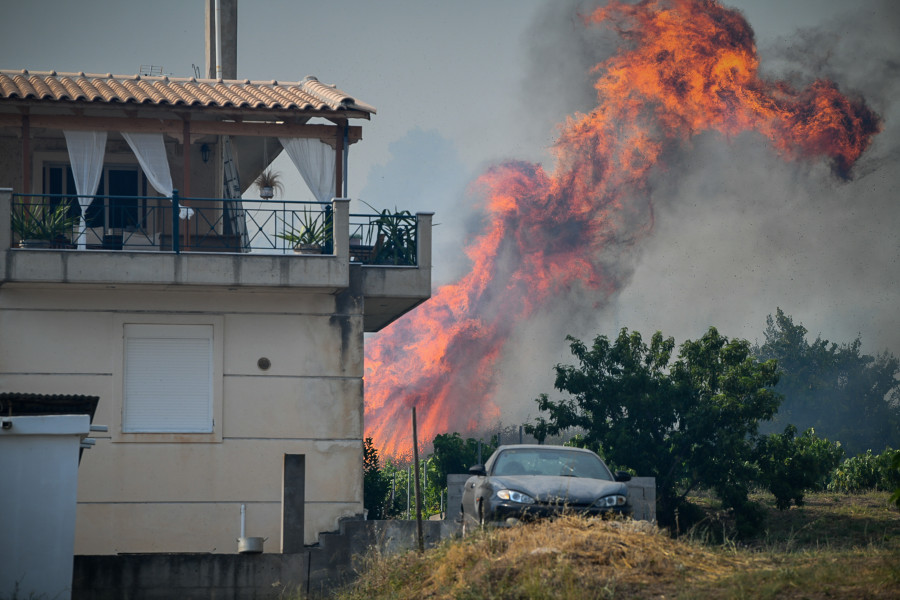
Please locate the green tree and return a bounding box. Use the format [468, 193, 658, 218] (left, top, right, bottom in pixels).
[753, 425, 844, 509]
[431, 432, 497, 486]
[755, 309, 900, 455]
[363, 437, 390, 519]
[380, 460, 410, 518]
[379, 458, 447, 519]
[527, 327, 781, 533]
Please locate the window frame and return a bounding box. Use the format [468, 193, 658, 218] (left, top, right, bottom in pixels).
[112, 315, 224, 443]
[42, 161, 150, 230]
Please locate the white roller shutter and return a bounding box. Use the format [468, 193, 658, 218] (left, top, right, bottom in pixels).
[122, 324, 214, 433]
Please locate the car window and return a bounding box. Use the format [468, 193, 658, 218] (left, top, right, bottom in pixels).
[491, 449, 613, 480]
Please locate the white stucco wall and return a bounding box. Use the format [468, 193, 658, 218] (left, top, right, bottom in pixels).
[0, 285, 366, 552]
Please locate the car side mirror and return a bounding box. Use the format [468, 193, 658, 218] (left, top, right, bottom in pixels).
[614, 471, 632, 482]
[468, 464, 486, 476]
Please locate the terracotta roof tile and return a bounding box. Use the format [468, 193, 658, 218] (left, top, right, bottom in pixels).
[58, 76, 87, 101]
[75, 77, 104, 101]
[106, 78, 136, 102]
[91, 79, 120, 103]
[209, 81, 250, 107]
[151, 80, 182, 105]
[0, 70, 376, 116]
[18, 74, 43, 98]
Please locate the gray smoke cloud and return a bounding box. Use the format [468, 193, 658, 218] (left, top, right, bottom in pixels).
[491, 0, 900, 430]
[361, 1, 898, 441]
[608, 1, 900, 354]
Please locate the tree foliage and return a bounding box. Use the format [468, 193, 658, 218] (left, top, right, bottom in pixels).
[754, 308, 900, 455]
[364, 434, 498, 521]
[828, 447, 900, 493]
[363, 437, 390, 519]
[753, 425, 844, 509]
[891, 451, 900, 509]
[431, 432, 497, 487]
[526, 327, 782, 531]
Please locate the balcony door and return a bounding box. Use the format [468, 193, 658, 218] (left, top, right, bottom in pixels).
[44, 163, 148, 231]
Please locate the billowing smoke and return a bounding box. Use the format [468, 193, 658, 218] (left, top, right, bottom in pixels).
[610, 0, 900, 354]
[364, 0, 888, 457]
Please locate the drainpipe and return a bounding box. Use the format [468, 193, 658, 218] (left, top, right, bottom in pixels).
[343, 125, 349, 198]
[215, 0, 222, 80]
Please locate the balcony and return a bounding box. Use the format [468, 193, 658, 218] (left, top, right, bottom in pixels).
[0, 189, 432, 331]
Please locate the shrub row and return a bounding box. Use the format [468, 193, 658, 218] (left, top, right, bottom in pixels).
[827, 447, 900, 493]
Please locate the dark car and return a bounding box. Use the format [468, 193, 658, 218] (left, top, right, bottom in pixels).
[460, 444, 631, 532]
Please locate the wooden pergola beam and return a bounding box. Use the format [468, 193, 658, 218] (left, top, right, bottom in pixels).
[0, 113, 363, 143]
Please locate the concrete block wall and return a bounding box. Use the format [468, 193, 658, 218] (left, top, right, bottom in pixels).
[625, 477, 656, 522]
[73, 553, 310, 600]
[73, 519, 455, 600]
[446, 474, 469, 521]
[307, 519, 457, 595]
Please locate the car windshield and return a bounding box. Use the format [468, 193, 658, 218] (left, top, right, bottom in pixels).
[491, 448, 613, 480]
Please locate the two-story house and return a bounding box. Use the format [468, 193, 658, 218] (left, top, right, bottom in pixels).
[0, 68, 432, 553]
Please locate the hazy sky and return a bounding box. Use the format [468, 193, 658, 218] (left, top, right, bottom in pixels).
[3, 0, 898, 360]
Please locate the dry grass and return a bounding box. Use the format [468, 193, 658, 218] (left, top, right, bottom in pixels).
[330, 493, 900, 600]
[337, 517, 759, 599]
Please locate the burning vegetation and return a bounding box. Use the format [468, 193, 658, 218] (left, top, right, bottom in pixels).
[364, 0, 881, 457]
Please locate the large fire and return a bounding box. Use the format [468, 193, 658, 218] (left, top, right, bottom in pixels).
[364, 0, 881, 457]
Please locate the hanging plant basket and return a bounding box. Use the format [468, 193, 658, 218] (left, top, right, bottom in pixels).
[255, 169, 282, 200]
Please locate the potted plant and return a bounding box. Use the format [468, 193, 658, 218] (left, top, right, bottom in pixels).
[11, 200, 80, 248]
[255, 169, 283, 199]
[276, 209, 328, 254]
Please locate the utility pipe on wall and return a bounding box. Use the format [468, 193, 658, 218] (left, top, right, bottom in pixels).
[343, 126, 349, 197]
[215, 0, 222, 79]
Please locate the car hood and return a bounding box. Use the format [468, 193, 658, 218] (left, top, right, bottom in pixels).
[492, 475, 627, 504]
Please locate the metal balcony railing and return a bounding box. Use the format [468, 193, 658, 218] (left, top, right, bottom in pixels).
[349, 209, 418, 266]
[8, 192, 419, 266]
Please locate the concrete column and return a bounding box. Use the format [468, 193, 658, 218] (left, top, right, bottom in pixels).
[281, 454, 305, 553]
[332, 198, 350, 261]
[1, 188, 11, 281]
[416, 212, 434, 270]
[446, 474, 469, 521]
[625, 477, 657, 522]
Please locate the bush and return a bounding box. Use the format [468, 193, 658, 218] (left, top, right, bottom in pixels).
[754, 426, 844, 509]
[827, 448, 900, 493]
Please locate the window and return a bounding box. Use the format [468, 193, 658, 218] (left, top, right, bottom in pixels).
[43, 163, 149, 230]
[122, 324, 214, 433]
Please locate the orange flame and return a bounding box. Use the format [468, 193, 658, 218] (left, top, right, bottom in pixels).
[365, 0, 881, 457]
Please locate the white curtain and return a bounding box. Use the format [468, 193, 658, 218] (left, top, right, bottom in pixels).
[122, 132, 193, 219]
[279, 137, 335, 202]
[63, 130, 106, 249]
